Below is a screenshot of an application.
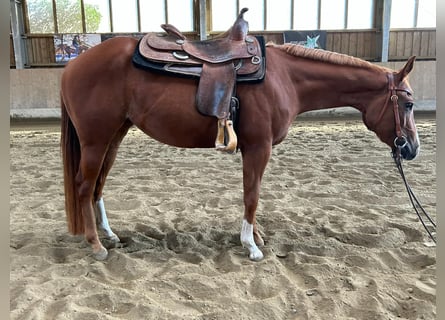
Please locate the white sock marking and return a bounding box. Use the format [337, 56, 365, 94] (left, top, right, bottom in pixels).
[96, 197, 119, 241]
[240, 219, 264, 261]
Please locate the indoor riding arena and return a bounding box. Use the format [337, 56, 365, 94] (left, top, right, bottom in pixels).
[10, 1, 436, 319]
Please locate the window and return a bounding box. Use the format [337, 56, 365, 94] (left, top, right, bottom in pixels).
[347, 0, 374, 29]
[25, 0, 195, 34]
[167, 0, 194, 32]
[55, 0, 82, 33]
[293, 0, 319, 31]
[24, 0, 435, 35]
[84, 0, 111, 33]
[210, 0, 375, 32]
[416, 0, 436, 28]
[140, 0, 165, 32]
[211, 0, 237, 31]
[239, 0, 264, 31]
[26, 0, 56, 33]
[391, 0, 416, 28]
[320, 0, 346, 30]
[211, 0, 265, 31]
[391, 0, 436, 28]
[111, 0, 138, 32]
[266, 0, 292, 31]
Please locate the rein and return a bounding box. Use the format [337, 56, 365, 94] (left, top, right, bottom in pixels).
[386, 73, 437, 244]
[392, 152, 437, 244]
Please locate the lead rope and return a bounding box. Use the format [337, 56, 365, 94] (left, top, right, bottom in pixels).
[392, 151, 437, 244]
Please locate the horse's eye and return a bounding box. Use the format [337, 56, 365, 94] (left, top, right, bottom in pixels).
[405, 102, 414, 110]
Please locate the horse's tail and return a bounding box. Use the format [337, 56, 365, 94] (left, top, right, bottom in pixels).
[60, 94, 84, 235]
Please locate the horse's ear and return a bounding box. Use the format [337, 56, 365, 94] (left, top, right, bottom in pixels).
[397, 56, 416, 81]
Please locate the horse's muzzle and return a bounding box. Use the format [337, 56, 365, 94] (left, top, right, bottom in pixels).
[397, 141, 419, 160]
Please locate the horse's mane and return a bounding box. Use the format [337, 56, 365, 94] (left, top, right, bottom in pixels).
[267, 42, 390, 72]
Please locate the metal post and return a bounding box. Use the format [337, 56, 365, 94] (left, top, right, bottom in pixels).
[199, 0, 207, 40]
[10, 0, 27, 69]
[381, 0, 391, 62]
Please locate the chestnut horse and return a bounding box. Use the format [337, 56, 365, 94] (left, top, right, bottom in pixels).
[60, 38, 419, 261]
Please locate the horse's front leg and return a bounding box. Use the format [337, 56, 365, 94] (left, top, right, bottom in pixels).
[240, 144, 272, 261]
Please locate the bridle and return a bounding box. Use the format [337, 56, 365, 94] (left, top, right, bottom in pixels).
[380, 73, 437, 244]
[377, 73, 410, 152]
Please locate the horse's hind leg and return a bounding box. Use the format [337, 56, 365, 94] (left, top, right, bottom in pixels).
[95, 198, 119, 242]
[76, 144, 110, 260]
[94, 121, 132, 243]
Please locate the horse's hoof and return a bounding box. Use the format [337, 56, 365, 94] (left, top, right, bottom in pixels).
[93, 247, 108, 261]
[249, 248, 264, 261]
[108, 233, 120, 243]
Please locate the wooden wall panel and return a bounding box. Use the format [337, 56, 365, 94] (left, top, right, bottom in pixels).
[365, 32, 376, 60]
[341, 33, 350, 54]
[326, 30, 378, 60]
[404, 31, 413, 57]
[26, 36, 56, 65]
[412, 31, 422, 56]
[428, 31, 436, 57]
[389, 29, 435, 60]
[420, 31, 430, 57]
[348, 32, 358, 57]
[355, 32, 365, 57]
[396, 32, 405, 56]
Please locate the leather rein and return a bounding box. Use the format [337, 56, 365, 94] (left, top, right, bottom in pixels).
[383, 73, 437, 244]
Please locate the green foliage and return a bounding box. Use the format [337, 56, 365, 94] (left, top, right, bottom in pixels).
[84, 4, 101, 32]
[27, 0, 101, 33]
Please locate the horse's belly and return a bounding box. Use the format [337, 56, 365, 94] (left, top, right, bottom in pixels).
[131, 111, 216, 149]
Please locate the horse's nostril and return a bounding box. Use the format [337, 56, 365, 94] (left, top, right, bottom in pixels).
[401, 144, 418, 160]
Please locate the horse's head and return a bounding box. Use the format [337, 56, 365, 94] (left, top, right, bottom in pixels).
[363, 56, 419, 160]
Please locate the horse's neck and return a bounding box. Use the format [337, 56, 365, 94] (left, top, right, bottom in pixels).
[280, 55, 387, 115]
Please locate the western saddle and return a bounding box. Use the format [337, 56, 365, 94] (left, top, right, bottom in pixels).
[132, 8, 265, 153]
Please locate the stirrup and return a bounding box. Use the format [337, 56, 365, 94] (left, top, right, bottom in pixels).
[224, 120, 237, 153]
[215, 119, 237, 153]
[215, 119, 226, 150]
